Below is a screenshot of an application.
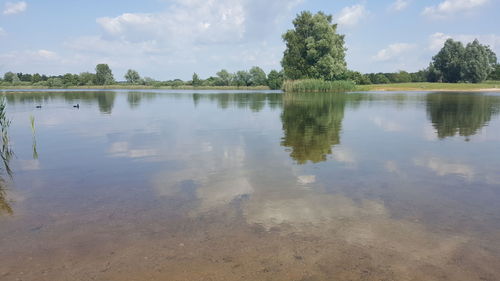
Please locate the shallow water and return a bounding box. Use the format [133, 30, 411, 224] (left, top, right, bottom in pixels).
[0, 90, 500, 281]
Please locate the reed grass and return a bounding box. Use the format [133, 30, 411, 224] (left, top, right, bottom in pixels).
[283, 79, 356, 93]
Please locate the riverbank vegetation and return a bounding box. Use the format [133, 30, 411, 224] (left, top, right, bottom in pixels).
[283, 79, 355, 93]
[0, 65, 284, 90]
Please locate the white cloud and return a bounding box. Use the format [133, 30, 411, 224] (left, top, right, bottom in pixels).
[370, 116, 404, 132]
[428, 32, 500, 54]
[61, 0, 302, 78]
[414, 156, 474, 180]
[3, 1, 27, 15]
[423, 0, 490, 18]
[95, 0, 301, 46]
[390, 0, 410, 11]
[373, 43, 416, 62]
[337, 5, 368, 27]
[332, 147, 356, 164]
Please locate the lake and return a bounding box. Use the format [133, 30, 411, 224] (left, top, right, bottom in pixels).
[1, 90, 500, 281]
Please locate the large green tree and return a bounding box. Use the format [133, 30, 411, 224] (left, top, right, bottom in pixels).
[463, 40, 497, 83]
[432, 39, 465, 83]
[267, 70, 284, 90]
[215, 69, 232, 86]
[95, 64, 115, 85]
[124, 69, 141, 84]
[431, 38, 497, 83]
[281, 11, 347, 81]
[249, 66, 267, 86]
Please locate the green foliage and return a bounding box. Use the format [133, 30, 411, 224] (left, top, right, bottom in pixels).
[79, 72, 96, 86]
[47, 78, 63, 88]
[95, 64, 115, 85]
[215, 69, 233, 86]
[282, 11, 347, 81]
[235, 70, 252, 87]
[125, 69, 141, 84]
[281, 93, 348, 164]
[31, 73, 42, 83]
[431, 39, 497, 83]
[283, 79, 355, 93]
[462, 40, 497, 83]
[192, 73, 201, 86]
[3, 72, 19, 83]
[62, 73, 79, 86]
[432, 39, 465, 83]
[267, 70, 284, 89]
[249, 66, 267, 86]
[489, 64, 500, 80]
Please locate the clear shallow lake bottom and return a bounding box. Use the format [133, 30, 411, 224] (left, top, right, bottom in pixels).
[1, 90, 500, 280]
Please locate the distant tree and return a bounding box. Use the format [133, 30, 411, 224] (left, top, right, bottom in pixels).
[373, 73, 390, 84]
[462, 40, 497, 83]
[216, 69, 232, 86]
[192, 73, 201, 86]
[95, 64, 115, 85]
[62, 73, 79, 86]
[432, 39, 465, 83]
[142, 77, 156, 86]
[31, 73, 42, 83]
[235, 71, 252, 87]
[3, 72, 18, 83]
[17, 73, 32, 82]
[79, 72, 96, 85]
[410, 70, 428, 82]
[282, 11, 346, 80]
[249, 66, 267, 86]
[395, 71, 411, 83]
[267, 70, 285, 89]
[359, 74, 372, 85]
[124, 69, 141, 84]
[47, 78, 63, 88]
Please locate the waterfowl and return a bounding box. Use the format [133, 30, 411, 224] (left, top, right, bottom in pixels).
[73, 104, 79, 108]
[35, 105, 42, 108]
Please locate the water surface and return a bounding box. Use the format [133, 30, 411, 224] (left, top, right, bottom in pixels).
[1, 90, 500, 281]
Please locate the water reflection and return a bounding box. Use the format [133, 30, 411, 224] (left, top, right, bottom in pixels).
[1, 90, 500, 280]
[426, 92, 500, 139]
[190, 92, 282, 111]
[280, 93, 363, 164]
[5, 91, 117, 114]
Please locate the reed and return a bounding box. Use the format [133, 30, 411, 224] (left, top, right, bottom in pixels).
[282, 79, 356, 93]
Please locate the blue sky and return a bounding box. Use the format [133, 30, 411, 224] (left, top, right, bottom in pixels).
[0, 0, 499, 80]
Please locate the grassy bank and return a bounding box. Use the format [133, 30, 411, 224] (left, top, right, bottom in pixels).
[358, 81, 500, 92]
[0, 85, 271, 91]
[283, 79, 356, 93]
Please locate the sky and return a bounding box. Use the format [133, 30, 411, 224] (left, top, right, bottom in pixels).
[0, 0, 499, 80]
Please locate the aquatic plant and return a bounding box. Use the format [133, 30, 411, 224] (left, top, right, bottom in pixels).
[282, 79, 355, 93]
[0, 96, 13, 178]
[30, 115, 38, 160]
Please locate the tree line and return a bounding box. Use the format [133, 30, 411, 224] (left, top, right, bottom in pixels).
[2, 11, 499, 89]
[279, 11, 499, 85]
[1, 64, 285, 90]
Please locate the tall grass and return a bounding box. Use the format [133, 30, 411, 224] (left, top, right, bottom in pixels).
[30, 115, 38, 160]
[283, 79, 355, 93]
[0, 97, 12, 178]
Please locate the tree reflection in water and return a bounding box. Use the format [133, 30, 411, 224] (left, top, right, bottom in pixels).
[281, 92, 348, 164]
[426, 92, 500, 139]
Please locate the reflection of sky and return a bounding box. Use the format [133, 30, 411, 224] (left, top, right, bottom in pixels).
[3, 91, 500, 243]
